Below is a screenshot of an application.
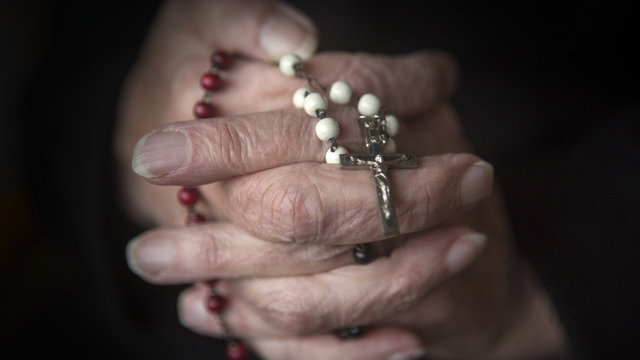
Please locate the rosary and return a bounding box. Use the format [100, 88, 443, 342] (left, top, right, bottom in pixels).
[175, 50, 417, 359]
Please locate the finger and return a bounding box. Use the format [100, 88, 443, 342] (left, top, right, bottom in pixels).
[207, 50, 458, 117]
[173, 50, 457, 124]
[251, 328, 424, 360]
[220, 227, 487, 336]
[178, 285, 425, 360]
[161, 0, 318, 61]
[125, 222, 353, 284]
[213, 154, 493, 244]
[132, 49, 457, 182]
[306, 50, 459, 117]
[179, 283, 290, 338]
[178, 282, 426, 360]
[131, 107, 363, 183]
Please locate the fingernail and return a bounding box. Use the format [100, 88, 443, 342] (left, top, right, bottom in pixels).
[260, 3, 318, 60]
[132, 131, 189, 178]
[388, 348, 426, 360]
[446, 233, 487, 275]
[459, 160, 494, 207]
[126, 236, 175, 277]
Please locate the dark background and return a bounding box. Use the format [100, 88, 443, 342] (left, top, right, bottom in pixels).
[1, 0, 638, 359]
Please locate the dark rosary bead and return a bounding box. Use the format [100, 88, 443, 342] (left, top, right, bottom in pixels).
[178, 187, 199, 205]
[352, 244, 373, 264]
[335, 326, 366, 339]
[211, 50, 231, 69]
[226, 341, 250, 360]
[193, 101, 214, 118]
[206, 294, 227, 313]
[201, 72, 222, 90]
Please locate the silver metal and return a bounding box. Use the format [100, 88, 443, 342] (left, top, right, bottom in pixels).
[201, 91, 212, 102]
[329, 137, 338, 151]
[294, 63, 328, 92]
[340, 116, 417, 237]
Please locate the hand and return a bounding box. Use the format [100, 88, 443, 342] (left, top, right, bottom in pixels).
[117, 1, 569, 359]
[115, 0, 319, 227]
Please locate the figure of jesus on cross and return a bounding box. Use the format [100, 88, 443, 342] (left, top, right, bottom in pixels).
[340, 115, 417, 237]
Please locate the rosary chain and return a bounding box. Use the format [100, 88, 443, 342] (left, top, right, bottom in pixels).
[296, 64, 343, 153]
[294, 63, 327, 92]
[201, 63, 223, 102]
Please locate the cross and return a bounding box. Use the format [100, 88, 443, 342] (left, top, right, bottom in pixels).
[340, 115, 417, 237]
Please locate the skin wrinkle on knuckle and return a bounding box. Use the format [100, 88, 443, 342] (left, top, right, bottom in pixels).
[299, 244, 352, 269]
[335, 287, 379, 326]
[231, 174, 267, 216]
[335, 54, 385, 98]
[197, 228, 225, 274]
[341, 201, 378, 240]
[387, 264, 433, 314]
[397, 176, 432, 231]
[435, 154, 465, 210]
[257, 284, 320, 335]
[262, 174, 323, 244]
[420, 178, 433, 228]
[218, 118, 251, 173]
[272, 110, 314, 162]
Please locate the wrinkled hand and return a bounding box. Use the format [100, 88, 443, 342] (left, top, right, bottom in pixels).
[116, 1, 568, 359]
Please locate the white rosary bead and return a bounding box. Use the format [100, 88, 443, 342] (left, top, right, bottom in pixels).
[279, 53, 302, 77]
[329, 81, 352, 105]
[385, 137, 397, 153]
[325, 146, 348, 164]
[303, 92, 327, 117]
[357, 93, 381, 116]
[292, 87, 310, 108]
[385, 114, 399, 136]
[315, 117, 340, 141]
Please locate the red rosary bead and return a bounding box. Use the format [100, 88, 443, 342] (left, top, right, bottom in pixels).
[211, 50, 231, 69]
[206, 294, 227, 313]
[200, 72, 221, 91]
[226, 342, 249, 360]
[178, 187, 199, 205]
[193, 101, 214, 118]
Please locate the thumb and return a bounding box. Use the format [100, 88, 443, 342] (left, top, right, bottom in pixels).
[170, 0, 319, 61]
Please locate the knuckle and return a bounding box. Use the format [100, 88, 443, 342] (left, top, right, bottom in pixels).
[335, 53, 387, 96]
[196, 229, 226, 273]
[387, 265, 430, 312]
[256, 282, 319, 334]
[400, 175, 433, 231]
[192, 117, 250, 173]
[261, 174, 323, 243]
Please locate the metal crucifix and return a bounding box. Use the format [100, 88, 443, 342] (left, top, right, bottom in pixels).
[340, 115, 417, 237]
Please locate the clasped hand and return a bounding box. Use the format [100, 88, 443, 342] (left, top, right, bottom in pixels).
[116, 1, 567, 359]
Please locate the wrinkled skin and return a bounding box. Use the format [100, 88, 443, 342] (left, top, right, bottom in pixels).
[115, 1, 568, 359]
